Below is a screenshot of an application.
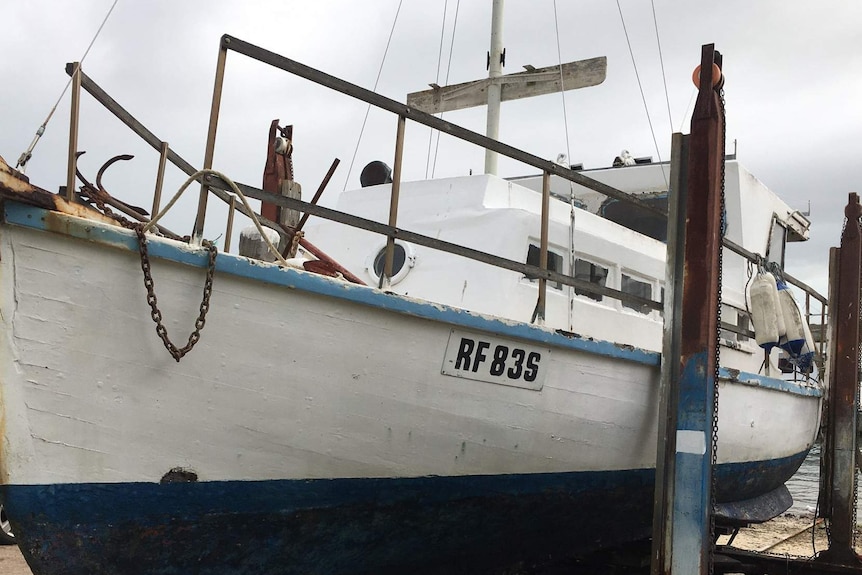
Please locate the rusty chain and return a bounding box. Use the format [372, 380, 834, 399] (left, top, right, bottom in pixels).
[81, 181, 217, 362]
[135, 226, 217, 362]
[708, 83, 727, 572]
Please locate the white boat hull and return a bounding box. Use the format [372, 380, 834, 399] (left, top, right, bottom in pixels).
[0, 202, 821, 573]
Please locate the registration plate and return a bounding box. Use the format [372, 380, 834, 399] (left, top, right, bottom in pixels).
[441, 329, 550, 390]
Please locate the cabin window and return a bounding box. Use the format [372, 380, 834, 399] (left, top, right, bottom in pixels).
[767, 218, 786, 268]
[525, 244, 564, 290]
[600, 195, 669, 242]
[621, 274, 652, 313]
[367, 241, 415, 285]
[574, 259, 608, 301]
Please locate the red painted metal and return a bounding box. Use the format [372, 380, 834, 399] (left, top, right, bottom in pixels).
[680, 45, 724, 361]
[261, 119, 294, 223]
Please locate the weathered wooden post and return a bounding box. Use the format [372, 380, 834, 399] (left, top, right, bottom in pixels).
[818, 193, 862, 566]
[661, 43, 725, 575]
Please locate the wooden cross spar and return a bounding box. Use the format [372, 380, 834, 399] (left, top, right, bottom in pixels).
[406, 0, 606, 177]
[406, 57, 607, 116]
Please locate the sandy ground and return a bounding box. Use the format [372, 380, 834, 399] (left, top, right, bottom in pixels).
[0, 514, 855, 574]
[0, 544, 31, 575]
[719, 512, 833, 558]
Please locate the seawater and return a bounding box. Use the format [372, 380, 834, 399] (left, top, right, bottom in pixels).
[786, 444, 822, 514]
[785, 443, 862, 516]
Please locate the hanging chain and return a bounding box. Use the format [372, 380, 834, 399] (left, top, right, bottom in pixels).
[709, 85, 727, 572]
[135, 227, 217, 362]
[81, 183, 217, 362]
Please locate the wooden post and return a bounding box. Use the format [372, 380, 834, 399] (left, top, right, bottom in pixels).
[651, 132, 689, 575]
[534, 170, 550, 324]
[381, 115, 406, 289]
[66, 62, 82, 202]
[194, 38, 229, 243]
[817, 194, 862, 566]
[670, 44, 724, 575]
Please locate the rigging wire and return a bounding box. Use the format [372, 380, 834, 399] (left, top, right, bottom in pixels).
[552, 1, 573, 168]
[425, 0, 449, 179]
[430, 0, 461, 178]
[615, 0, 668, 189]
[343, 0, 404, 191]
[16, 0, 121, 172]
[678, 86, 697, 131]
[552, 0, 578, 332]
[650, 0, 674, 136]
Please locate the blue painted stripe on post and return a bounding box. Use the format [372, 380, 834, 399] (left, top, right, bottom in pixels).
[5, 202, 660, 366]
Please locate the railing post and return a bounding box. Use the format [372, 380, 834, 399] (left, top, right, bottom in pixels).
[65, 62, 82, 202]
[193, 37, 230, 243]
[152, 141, 169, 217]
[223, 195, 237, 254]
[380, 114, 406, 289]
[534, 170, 550, 324]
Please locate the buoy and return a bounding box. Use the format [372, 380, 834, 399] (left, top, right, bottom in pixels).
[776, 279, 814, 364]
[748, 272, 781, 350]
[692, 63, 722, 89]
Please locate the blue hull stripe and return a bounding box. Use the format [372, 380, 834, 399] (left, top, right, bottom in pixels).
[2, 451, 807, 574]
[4, 202, 821, 399]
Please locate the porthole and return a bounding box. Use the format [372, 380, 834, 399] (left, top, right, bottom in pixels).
[366, 241, 415, 285]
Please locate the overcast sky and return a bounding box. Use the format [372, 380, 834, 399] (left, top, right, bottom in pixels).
[3, 1, 861, 297]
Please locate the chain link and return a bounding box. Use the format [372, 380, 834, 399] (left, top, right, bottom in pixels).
[82, 184, 217, 362]
[709, 86, 727, 573]
[135, 227, 216, 362]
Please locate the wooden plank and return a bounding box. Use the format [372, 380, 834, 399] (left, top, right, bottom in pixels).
[406, 57, 607, 114]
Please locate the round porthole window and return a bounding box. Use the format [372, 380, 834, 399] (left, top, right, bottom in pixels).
[367, 241, 415, 285]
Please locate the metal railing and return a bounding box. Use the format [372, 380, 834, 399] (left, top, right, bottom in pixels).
[63, 35, 828, 350]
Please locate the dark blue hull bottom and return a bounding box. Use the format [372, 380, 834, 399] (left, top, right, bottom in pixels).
[3, 452, 807, 575]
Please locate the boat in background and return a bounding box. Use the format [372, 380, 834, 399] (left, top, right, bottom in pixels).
[0, 31, 827, 575]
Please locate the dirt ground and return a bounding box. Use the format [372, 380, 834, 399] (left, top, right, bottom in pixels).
[0, 544, 31, 575]
[0, 514, 854, 574]
[719, 512, 833, 557]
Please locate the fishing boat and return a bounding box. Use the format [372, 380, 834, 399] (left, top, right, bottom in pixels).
[0, 28, 826, 575]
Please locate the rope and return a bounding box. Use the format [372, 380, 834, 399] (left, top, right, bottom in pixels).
[425, 0, 449, 179]
[343, 0, 404, 191]
[142, 169, 289, 267]
[614, 0, 668, 189]
[16, 0, 121, 172]
[431, 0, 461, 178]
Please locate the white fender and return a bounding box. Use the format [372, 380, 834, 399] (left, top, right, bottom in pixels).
[748, 272, 780, 350]
[777, 280, 806, 357]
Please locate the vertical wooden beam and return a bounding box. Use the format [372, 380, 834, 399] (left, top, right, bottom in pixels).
[66, 62, 82, 202]
[224, 195, 237, 254]
[818, 194, 862, 566]
[651, 132, 689, 575]
[381, 115, 406, 289]
[671, 44, 724, 575]
[535, 170, 550, 324]
[152, 141, 169, 217]
[194, 38, 229, 242]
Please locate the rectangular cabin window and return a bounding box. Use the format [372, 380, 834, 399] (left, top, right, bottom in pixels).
[621, 274, 652, 313]
[767, 219, 786, 268]
[574, 259, 608, 301]
[526, 244, 564, 290]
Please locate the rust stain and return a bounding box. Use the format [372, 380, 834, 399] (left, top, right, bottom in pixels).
[0, 155, 117, 227]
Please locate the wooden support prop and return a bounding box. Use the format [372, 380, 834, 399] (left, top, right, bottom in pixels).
[669, 44, 725, 575]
